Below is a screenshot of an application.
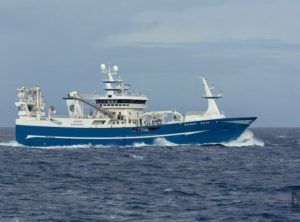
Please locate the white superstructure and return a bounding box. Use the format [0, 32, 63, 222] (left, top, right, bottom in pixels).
[15, 64, 225, 128]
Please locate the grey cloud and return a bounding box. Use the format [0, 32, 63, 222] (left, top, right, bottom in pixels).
[106, 1, 300, 46]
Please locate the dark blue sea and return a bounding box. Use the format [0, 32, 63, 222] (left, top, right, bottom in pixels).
[0, 128, 299, 221]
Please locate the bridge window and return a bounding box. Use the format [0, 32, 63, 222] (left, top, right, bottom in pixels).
[96, 99, 146, 105]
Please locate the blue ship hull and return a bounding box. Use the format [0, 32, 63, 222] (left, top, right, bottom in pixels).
[16, 117, 256, 147]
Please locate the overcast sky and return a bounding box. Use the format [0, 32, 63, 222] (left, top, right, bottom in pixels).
[1, 0, 299, 127]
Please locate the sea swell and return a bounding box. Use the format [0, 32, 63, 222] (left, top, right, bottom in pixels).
[0, 128, 298, 221]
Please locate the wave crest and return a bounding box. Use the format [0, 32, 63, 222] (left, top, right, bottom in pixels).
[0, 141, 111, 149]
[153, 138, 178, 147]
[0, 140, 23, 147]
[221, 130, 264, 147]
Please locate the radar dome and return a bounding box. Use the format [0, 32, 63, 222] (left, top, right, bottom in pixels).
[113, 66, 118, 71]
[100, 64, 106, 70]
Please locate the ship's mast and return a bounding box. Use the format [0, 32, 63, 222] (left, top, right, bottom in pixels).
[100, 64, 126, 96]
[201, 76, 223, 116]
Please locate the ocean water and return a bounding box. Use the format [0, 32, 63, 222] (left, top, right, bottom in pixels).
[0, 128, 299, 221]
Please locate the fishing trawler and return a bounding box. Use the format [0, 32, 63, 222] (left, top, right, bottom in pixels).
[15, 64, 256, 147]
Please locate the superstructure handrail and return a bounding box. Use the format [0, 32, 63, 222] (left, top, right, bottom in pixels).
[80, 93, 148, 99]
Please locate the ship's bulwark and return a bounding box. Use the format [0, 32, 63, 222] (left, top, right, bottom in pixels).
[16, 117, 256, 147]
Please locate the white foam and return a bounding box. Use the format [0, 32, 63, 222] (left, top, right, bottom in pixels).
[221, 130, 264, 147]
[164, 188, 173, 192]
[130, 154, 144, 160]
[0, 140, 112, 149]
[278, 135, 288, 138]
[0, 139, 176, 149]
[131, 142, 149, 147]
[126, 138, 178, 148]
[153, 138, 178, 147]
[0, 140, 23, 147]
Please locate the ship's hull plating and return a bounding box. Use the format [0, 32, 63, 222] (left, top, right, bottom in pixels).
[16, 117, 256, 147]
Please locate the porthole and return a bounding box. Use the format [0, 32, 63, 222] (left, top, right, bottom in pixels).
[69, 105, 75, 112]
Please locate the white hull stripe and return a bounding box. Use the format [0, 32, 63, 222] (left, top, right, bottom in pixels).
[223, 120, 252, 124]
[25, 130, 207, 140]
